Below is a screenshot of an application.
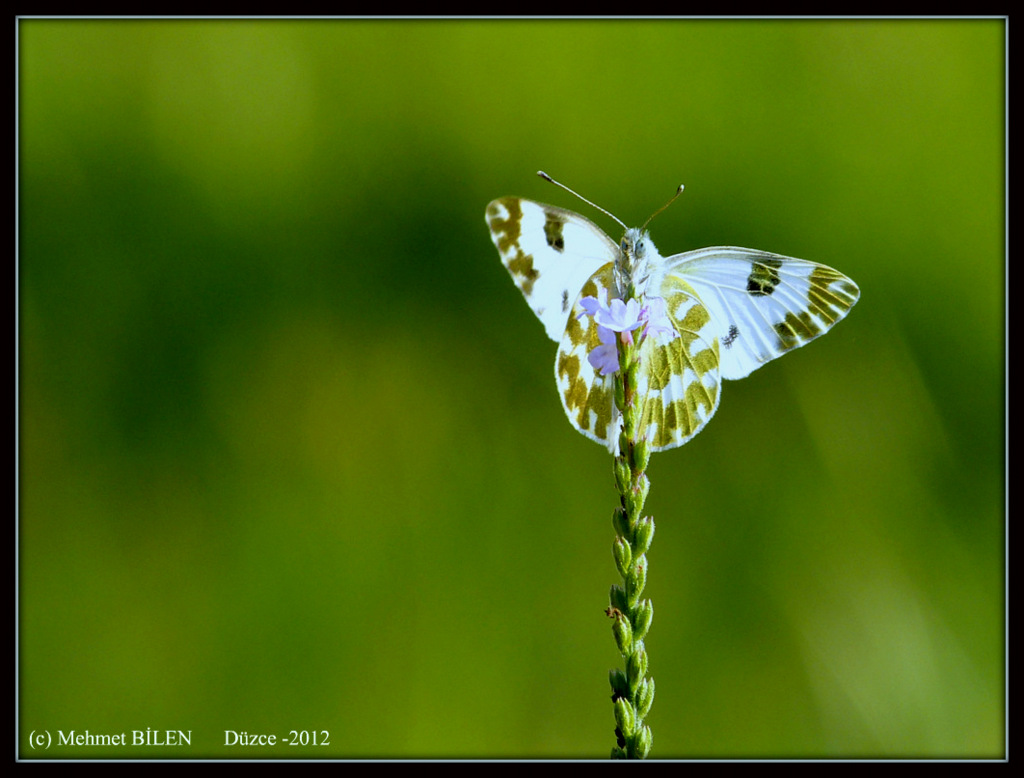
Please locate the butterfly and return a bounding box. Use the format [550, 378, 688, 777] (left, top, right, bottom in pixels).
[485, 173, 860, 453]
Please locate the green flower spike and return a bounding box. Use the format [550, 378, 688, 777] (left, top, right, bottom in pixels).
[599, 295, 662, 760]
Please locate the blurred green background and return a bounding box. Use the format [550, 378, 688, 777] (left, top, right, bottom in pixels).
[18, 19, 1004, 759]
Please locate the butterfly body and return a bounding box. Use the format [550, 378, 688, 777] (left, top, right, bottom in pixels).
[485, 191, 859, 452]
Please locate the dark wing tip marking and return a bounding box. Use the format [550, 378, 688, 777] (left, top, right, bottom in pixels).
[746, 256, 784, 297]
[543, 210, 566, 253]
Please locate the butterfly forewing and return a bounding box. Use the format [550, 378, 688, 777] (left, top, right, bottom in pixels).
[486, 197, 618, 342]
[664, 247, 860, 380]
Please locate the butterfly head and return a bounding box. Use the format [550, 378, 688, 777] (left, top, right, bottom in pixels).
[615, 183, 684, 298]
[534, 171, 677, 299]
[616, 227, 659, 299]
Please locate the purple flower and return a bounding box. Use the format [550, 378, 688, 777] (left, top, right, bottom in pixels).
[576, 293, 680, 376]
[595, 297, 643, 334]
[587, 325, 621, 376]
[577, 295, 605, 320]
[641, 296, 679, 342]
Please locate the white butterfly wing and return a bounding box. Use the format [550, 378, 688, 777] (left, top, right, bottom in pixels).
[662, 247, 860, 380]
[555, 265, 620, 451]
[554, 263, 724, 454]
[641, 269, 723, 450]
[486, 197, 619, 342]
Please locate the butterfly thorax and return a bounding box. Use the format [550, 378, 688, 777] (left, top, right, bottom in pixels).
[614, 227, 661, 301]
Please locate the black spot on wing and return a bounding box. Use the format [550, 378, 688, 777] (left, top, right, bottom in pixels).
[747, 256, 783, 297]
[543, 210, 566, 252]
[722, 324, 739, 348]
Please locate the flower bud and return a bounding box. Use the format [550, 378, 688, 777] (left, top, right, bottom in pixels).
[612, 507, 630, 537]
[613, 697, 636, 738]
[633, 516, 655, 556]
[612, 537, 632, 577]
[632, 598, 653, 642]
[633, 473, 649, 507]
[612, 611, 633, 654]
[637, 676, 655, 720]
[625, 486, 644, 522]
[625, 556, 647, 606]
[634, 724, 653, 759]
[609, 584, 628, 613]
[626, 646, 648, 695]
[614, 374, 626, 411]
[633, 438, 651, 473]
[614, 458, 631, 494]
[618, 428, 631, 458]
[608, 667, 629, 700]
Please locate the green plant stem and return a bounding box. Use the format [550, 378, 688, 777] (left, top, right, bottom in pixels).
[607, 332, 655, 760]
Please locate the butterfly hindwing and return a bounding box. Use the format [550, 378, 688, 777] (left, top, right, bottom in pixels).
[555, 267, 723, 452]
[636, 274, 722, 450]
[555, 268, 620, 449]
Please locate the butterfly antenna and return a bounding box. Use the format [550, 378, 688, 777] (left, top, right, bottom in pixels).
[537, 171, 627, 232]
[641, 184, 685, 232]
